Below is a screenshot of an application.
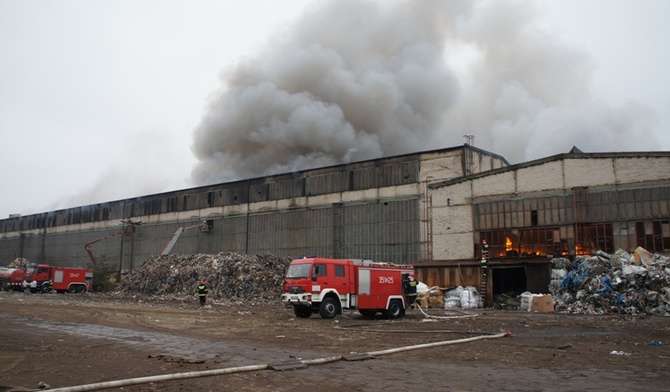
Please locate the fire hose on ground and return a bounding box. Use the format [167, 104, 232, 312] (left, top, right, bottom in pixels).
[24, 331, 511, 392]
[413, 301, 480, 320]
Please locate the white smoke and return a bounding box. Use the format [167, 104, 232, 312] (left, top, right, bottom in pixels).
[191, 0, 660, 184]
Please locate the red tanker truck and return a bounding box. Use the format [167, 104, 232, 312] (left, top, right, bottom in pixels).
[0, 267, 27, 291]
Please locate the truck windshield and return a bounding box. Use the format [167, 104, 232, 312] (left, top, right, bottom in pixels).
[286, 263, 311, 279]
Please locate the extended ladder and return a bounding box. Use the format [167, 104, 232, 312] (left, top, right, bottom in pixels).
[479, 271, 488, 300]
[160, 227, 184, 255]
[479, 239, 489, 304]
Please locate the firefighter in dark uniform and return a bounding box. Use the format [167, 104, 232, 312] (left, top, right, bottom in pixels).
[404, 273, 418, 309]
[197, 279, 208, 307]
[481, 239, 489, 278]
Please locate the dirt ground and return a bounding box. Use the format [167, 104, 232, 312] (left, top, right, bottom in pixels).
[1, 291, 669, 392]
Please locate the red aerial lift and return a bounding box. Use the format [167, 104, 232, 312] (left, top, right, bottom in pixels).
[84, 221, 140, 266]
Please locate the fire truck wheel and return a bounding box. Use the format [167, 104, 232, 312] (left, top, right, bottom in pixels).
[293, 306, 312, 318]
[41, 285, 51, 294]
[385, 300, 403, 319]
[319, 297, 338, 319]
[68, 286, 77, 293]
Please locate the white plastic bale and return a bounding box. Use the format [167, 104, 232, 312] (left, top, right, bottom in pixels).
[460, 286, 481, 309]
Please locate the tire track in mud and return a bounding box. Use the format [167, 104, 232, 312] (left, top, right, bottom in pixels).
[0, 313, 314, 365]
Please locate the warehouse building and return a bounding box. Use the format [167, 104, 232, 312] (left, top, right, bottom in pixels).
[1, 146, 669, 303]
[423, 150, 670, 303]
[0, 145, 506, 268]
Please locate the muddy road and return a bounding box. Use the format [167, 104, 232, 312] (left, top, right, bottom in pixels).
[1, 292, 669, 391]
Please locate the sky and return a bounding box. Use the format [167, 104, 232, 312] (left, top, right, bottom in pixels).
[1, 0, 669, 219]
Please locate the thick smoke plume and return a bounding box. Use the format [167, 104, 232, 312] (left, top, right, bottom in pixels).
[191, 0, 659, 185]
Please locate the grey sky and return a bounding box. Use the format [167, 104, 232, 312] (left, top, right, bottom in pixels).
[1, 0, 668, 219]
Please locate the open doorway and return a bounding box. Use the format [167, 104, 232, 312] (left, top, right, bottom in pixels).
[492, 266, 527, 295]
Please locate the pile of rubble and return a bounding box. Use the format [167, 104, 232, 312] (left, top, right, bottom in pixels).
[115, 252, 292, 304]
[7, 258, 28, 269]
[549, 247, 670, 315]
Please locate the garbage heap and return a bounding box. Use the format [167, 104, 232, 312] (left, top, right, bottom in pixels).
[549, 247, 670, 315]
[115, 252, 292, 304]
[7, 258, 29, 269]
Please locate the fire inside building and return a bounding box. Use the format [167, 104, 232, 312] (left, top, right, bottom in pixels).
[1, 145, 669, 305]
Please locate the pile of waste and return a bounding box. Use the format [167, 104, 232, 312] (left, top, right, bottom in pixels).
[549, 247, 670, 315]
[115, 252, 292, 304]
[7, 258, 29, 269]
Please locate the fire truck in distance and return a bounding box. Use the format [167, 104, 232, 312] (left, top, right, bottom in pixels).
[281, 257, 414, 319]
[23, 263, 93, 294]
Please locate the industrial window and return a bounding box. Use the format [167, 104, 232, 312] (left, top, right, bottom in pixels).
[637, 220, 670, 252]
[531, 210, 538, 226]
[143, 199, 161, 215]
[576, 224, 613, 254]
[481, 228, 568, 258]
[167, 197, 178, 212]
[335, 265, 345, 277]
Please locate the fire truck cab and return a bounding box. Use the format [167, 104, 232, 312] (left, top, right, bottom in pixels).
[281, 257, 414, 319]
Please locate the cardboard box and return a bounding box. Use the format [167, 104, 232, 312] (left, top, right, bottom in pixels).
[415, 292, 444, 308]
[428, 292, 444, 308]
[416, 292, 428, 307]
[530, 295, 554, 313]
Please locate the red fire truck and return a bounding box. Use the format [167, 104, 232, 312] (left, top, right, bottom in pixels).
[23, 263, 93, 294]
[281, 257, 414, 319]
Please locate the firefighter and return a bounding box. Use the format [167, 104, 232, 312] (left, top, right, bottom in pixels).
[197, 279, 208, 307]
[481, 239, 489, 278]
[404, 273, 418, 309]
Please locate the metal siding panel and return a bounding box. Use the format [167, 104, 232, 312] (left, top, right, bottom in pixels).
[651, 188, 661, 217]
[0, 237, 21, 262]
[307, 172, 347, 196]
[338, 199, 419, 263]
